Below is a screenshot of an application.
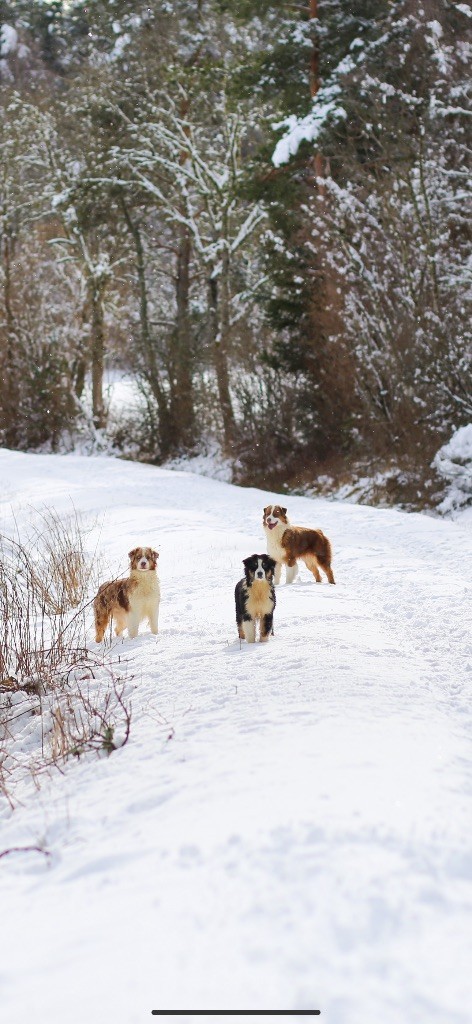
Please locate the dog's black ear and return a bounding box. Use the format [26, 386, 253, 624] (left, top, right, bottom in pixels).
[281, 507, 287, 516]
[262, 555, 276, 575]
[151, 550, 159, 560]
[128, 548, 138, 561]
[243, 555, 258, 572]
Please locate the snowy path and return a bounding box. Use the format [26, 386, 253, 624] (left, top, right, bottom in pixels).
[0, 450, 471, 1024]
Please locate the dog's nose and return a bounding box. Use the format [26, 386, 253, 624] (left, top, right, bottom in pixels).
[257, 571, 264, 578]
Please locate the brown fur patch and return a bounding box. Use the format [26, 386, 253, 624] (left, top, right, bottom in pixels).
[282, 526, 331, 562]
[282, 527, 335, 583]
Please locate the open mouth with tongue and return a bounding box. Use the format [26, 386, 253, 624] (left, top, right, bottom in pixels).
[267, 521, 277, 530]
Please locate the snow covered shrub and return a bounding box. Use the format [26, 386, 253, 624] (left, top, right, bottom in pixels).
[433, 425, 472, 516]
[0, 509, 96, 683]
[0, 511, 131, 802]
[25, 507, 99, 613]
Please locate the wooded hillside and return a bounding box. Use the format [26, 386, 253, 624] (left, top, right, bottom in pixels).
[1, 0, 470, 503]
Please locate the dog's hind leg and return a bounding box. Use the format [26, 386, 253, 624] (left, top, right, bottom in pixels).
[319, 560, 335, 584]
[303, 555, 322, 582]
[94, 602, 109, 643]
[113, 609, 127, 637]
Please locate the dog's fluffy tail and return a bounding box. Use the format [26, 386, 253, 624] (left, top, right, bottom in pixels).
[93, 583, 112, 642]
[94, 597, 108, 643]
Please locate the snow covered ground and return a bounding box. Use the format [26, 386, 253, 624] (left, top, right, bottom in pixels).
[0, 448, 471, 1024]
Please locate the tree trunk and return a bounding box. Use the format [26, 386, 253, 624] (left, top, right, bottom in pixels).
[73, 356, 87, 400]
[121, 200, 175, 456]
[89, 280, 106, 431]
[0, 223, 18, 444]
[309, 0, 320, 98]
[171, 227, 196, 449]
[208, 270, 236, 451]
[309, 0, 327, 194]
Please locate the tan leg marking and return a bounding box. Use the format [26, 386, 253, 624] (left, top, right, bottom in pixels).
[303, 555, 322, 582]
[320, 562, 335, 584]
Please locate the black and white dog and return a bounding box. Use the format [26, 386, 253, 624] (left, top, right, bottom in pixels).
[235, 554, 276, 643]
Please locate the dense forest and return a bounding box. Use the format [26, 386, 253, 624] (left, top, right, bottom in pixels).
[1, 0, 471, 505]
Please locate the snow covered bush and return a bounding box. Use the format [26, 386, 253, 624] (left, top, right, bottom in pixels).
[433, 424, 472, 516]
[269, 2, 471, 454]
[0, 510, 131, 803]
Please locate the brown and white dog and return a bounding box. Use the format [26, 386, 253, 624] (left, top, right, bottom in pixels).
[263, 504, 335, 586]
[94, 546, 160, 642]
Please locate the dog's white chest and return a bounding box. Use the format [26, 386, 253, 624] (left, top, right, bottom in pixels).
[130, 572, 160, 615]
[264, 525, 287, 563]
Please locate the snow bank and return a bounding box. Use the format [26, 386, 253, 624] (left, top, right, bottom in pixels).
[163, 440, 233, 483]
[0, 449, 471, 1024]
